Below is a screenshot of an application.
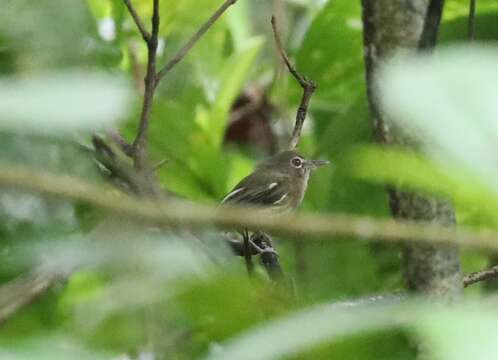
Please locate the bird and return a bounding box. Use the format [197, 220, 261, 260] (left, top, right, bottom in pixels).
[220, 149, 329, 271]
[221, 149, 329, 213]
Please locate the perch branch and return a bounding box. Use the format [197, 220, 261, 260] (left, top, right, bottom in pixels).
[271, 16, 316, 150]
[463, 266, 498, 288]
[156, 0, 239, 83]
[5, 165, 498, 252]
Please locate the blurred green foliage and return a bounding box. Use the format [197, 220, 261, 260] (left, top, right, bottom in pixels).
[0, 0, 497, 359]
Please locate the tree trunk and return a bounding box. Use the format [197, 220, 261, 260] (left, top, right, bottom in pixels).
[361, 0, 462, 300]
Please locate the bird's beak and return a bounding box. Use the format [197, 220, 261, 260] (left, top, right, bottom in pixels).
[305, 159, 330, 170]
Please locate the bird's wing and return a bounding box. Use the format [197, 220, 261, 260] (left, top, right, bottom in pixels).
[221, 174, 289, 208]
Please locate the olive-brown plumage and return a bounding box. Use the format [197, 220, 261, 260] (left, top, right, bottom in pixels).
[221, 150, 328, 212]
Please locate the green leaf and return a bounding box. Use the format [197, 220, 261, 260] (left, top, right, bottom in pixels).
[1, 0, 96, 68]
[415, 305, 498, 360]
[0, 72, 133, 134]
[296, 0, 364, 108]
[0, 336, 111, 360]
[208, 37, 264, 147]
[202, 297, 411, 360]
[379, 46, 498, 195]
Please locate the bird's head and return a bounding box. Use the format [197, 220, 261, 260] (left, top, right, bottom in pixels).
[258, 150, 329, 178]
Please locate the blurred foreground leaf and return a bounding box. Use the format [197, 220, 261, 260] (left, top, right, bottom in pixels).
[379, 46, 498, 194]
[0, 72, 132, 134]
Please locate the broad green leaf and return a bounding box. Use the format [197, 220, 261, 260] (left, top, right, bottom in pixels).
[444, 0, 498, 20]
[347, 145, 498, 227]
[202, 297, 411, 360]
[0, 337, 111, 360]
[209, 37, 264, 147]
[296, 0, 364, 108]
[415, 305, 498, 360]
[441, 13, 498, 42]
[379, 46, 498, 194]
[1, 0, 96, 68]
[226, 0, 252, 50]
[0, 72, 132, 134]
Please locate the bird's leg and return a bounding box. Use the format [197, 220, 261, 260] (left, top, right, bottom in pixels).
[251, 231, 283, 281]
[243, 229, 255, 276]
[251, 231, 276, 255]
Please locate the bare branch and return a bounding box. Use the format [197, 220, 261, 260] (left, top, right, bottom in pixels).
[128, 0, 238, 170]
[123, 0, 151, 43]
[156, 0, 239, 83]
[463, 265, 498, 288]
[132, 0, 161, 170]
[468, 0, 476, 41]
[271, 16, 316, 150]
[152, 159, 168, 171]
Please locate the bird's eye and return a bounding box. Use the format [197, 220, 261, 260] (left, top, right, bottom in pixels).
[290, 157, 303, 168]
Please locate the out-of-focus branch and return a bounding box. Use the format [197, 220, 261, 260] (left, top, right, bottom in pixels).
[271, 16, 316, 150]
[463, 266, 498, 288]
[108, 130, 135, 157]
[4, 165, 498, 252]
[468, 0, 476, 41]
[0, 270, 65, 327]
[156, 0, 239, 83]
[419, 0, 445, 50]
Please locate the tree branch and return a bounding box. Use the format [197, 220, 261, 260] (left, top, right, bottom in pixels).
[156, 0, 239, 83]
[468, 0, 476, 41]
[4, 165, 498, 252]
[361, 0, 461, 302]
[123, 0, 151, 43]
[108, 130, 135, 157]
[0, 270, 65, 326]
[122, 0, 239, 171]
[131, 0, 160, 170]
[463, 266, 498, 288]
[271, 16, 316, 150]
[419, 0, 445, 50]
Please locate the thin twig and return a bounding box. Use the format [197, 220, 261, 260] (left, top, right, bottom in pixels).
[108, 130, 135, 157]
[5, 165, 498, 252]
[123, 0, 151, 43]
[156, 0, 239, 83]
[153, 159, 168, 171]
[243, 230, 255, 276]
[131, 0, 160, 170]
[124, 0, 239, 170]
[468, 0, 476, 41]
[0, 270, 63, 326]
[271, 16, 316, 150]
[463, 265, 498, 288]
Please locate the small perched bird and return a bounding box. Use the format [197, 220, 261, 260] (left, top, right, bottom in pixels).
[221, 150, 329, 212]
[221, 150, 328, 275]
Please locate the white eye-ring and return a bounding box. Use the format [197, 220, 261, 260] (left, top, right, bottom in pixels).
[290, 156, 303, 168]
